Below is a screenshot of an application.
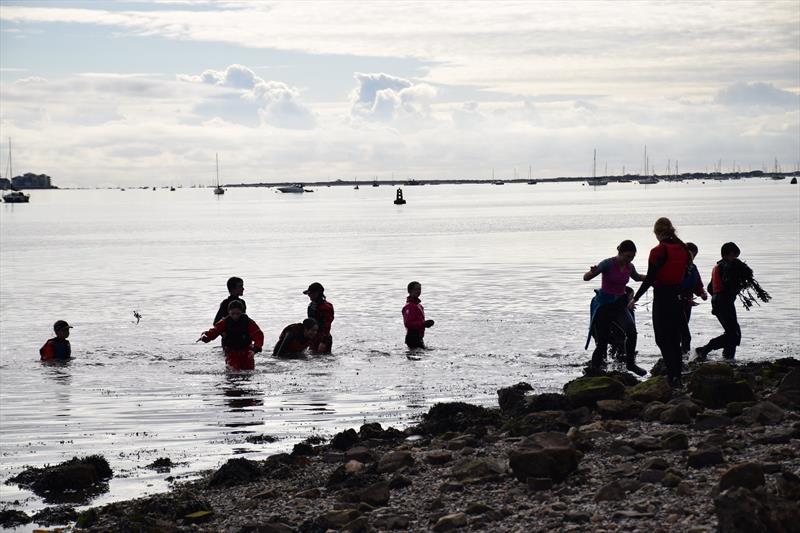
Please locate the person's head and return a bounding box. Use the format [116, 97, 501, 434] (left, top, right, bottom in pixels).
[303, 282, 325, 301]
[227, 299, 245, 320]
[53, 320, 72, 339]
[407, 281, 421, 298]
[720, 242, 741, 260]
[227, 276, 244, 297]
[686, 242, 698, 259]
[653, 217, 677, 242]
[616, 240, 637, 264]
[302, 318, 319, 339]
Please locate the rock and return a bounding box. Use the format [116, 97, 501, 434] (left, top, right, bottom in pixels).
[342, 516, 372, 533]
[376, 451, 414, 474]
[643, 457, 669, 471]
[497, 382, 533, 412]
[662, 472, 682, 488]
[596, 399, 642, 419]
[346, 460, 365, 474]
[184, 510, 214, 524]
[650, 359, 667, 376]
[508, 432, 579, 483]
[450, 458, 505, 481]
[31, 506, 78, 527]
[631, 436, 661, 452]
[778, 368, 800, 392]
[564, 511, 592, 523]
[676, 481, 694, 496]
[465, 502, 495, 515]
[692, 414, 733, 431]
[238, 523, 294, 533]
[419, 402, 501, 435]
[372, 511, 410, 530]
[146, 457, 174, 472]
[642, 402, 670, 421]
[245, 434, 279, 444]
[659, 404, 693, 424]
[331, 429, 360, 451]
[742, 402, 785, 425]
[661, 431, 690, 450]
[527, 477, 553, 491]
[291, 442, 315, 457]
[638, 470, 666, 483]
[595, 480, 625, 502]
[432, 512, 467, 532]
[7, 455, 113, 503]
[208, 458, 262, 488]
[322, 509, 362, 528]
[527, 392, 572, 412]
[719, 463, 766, 491]
[776, 471, 800, 500]
[727, 401, 757, 417]
[715, 486, 800, 533]
[359, 481, 390, 507]
[440, 481, 464, 493]
[0, 509, 31, 528]
[563, 376, 625, 406]
[444, 435, 480, 451]
[295, 488, 321, 499]
[388, 475, 412, 489]
[425, 450, 454, 465]
[688, 363, 754, 407]
[358, 423, 386, 440]
[345, 446, 374, 463]
[688, 447, 725, 468]
[75, 509, 98, 528]
[628, 376, 673, 403]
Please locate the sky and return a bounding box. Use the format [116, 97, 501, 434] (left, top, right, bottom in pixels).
[1, 0, 799, 187]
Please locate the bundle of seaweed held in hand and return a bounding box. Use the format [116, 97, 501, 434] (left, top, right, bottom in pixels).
[733, 260, 772, 311]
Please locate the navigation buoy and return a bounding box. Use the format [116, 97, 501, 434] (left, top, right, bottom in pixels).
[791, 177, 797, 184]
[393, 188, 406, 205]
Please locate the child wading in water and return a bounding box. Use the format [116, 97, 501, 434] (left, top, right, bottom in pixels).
[200, 300, 264, 370]
[403, 281, 434, 349]
[695, 242, 770, 361]
[40, 320, 73, 361]
[679, 242, 708, 355]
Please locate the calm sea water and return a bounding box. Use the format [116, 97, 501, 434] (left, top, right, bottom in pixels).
[1, 180, 798, 512]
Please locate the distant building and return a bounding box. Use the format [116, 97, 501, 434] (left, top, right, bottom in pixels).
[11, 173, 55, 189]
[0, 178, 11, 190]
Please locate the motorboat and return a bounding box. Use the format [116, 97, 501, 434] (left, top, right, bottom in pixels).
[2, 190, 29, 203]
[278, 184, 306, 193]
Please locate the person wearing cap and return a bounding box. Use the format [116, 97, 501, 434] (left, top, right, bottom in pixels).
[273, 318, 319, 358]
[200, 300, 264, 370]
[403, 281, 434, 349]
[304, 282, 334, 353]
[40, 320, 73, 361]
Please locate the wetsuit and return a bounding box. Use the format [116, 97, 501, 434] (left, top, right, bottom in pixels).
[273, 323, 312, 357]
[679, 264, 705, 353]
[587, 258, 640, 367]
[701, 259, 747, 358]
[403, 296, 427, 349]
[203, 314, 263, 370]
[213, 296, 246, 348]
[307, 299, 334, 353]
[634, 240, 690, 382]
[40, 338, 71, 361]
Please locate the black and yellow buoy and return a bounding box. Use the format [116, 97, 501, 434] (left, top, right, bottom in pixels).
[393, 188, 406, 205]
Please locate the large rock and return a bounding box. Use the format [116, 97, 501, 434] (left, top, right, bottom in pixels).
[527, 393, 572, 412]
[208, 458, 262, 488]
[322, 509, 361, 528]
[376, 451, 414, 474]
[688, 363, 754, 407]
[331, 429, 360, 451]
[715, 487, 800, 533]
[418, 402, 501, 435]
[450, 458, 505, 482]
[497, 382, 533, 413]
[778, 368, 800, 392]
[742, 402, 785, 425]
[508, 432, 580, 483]
[596, 399, 642, 420]
[688, 447, 725, 468]
[7, 455, 113, 503]
[659, 404, 693, 424]
[563, 376, 625, 406]
[719, 463, 765, 491]
[359, 480, 389, 507]
[433, 512, 467, 532]
[628, 376, 673, 403]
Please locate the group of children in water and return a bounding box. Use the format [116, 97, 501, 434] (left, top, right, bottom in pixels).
[585, 216, 770, 388]
[40, 216, 769, 389]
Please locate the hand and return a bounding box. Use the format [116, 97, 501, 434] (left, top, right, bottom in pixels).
[424, 319, 435, 328]
[701, 291, 708, 301]
[251, 346, 262, 354]
[198, 335, 209, 343]
[589, 265, 598, 274]
[627, 299, 637, 311]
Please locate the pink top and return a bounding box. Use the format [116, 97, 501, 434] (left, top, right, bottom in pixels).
[597, 257, 640, 296]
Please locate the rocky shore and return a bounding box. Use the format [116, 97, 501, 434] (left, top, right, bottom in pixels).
[3, 358, 800, 532]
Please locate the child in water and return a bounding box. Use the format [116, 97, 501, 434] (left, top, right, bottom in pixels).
[695, 242, 770, 361]
[679, 242, 708, 355]
[273, 318, 319, 357]
[403, 281, 434, 349]
[201, 300, 263, 370]
[214, 276, 246, 325]
[40, 320, 72, 361]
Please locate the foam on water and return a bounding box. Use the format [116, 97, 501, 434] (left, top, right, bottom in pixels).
[1, 180, 798, 511]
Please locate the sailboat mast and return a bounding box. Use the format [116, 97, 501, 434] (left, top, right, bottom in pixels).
[215, 152, 219, 187]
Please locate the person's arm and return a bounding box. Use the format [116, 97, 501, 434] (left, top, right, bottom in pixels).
[693, 268, 708, 299]
[248, 321, 264, 352]
[630, 264, 646, 282]
[40, 340, 54, 360]
[273, 329, 294, 356]
[583, 265, 599, 281]
[201, 320, 227, 342]
[633, 246, 666, 302]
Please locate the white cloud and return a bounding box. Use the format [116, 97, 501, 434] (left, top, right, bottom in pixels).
[178, 64, 316, 129]
[715, 82, 799, 109]
[351, 72, 437, 122]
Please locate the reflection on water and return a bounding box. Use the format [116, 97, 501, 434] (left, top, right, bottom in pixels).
[1, 181, 798, 512]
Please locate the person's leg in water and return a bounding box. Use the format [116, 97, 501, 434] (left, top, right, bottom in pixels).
[616, 308, 646, 376]
[653, 287, 684, 387]
[405, 330, 425, 349]
[590, 303, 615, 369]
[697, 298, 740, 360]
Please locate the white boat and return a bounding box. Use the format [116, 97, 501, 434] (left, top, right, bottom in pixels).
[213, 153, 225, 195]
[278, 184, 306, 193]
[2, 139, 29, 203]
[637, 177, 659, 185]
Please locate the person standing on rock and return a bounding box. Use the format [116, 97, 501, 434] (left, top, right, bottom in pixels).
[40, 320, 73, 361]
[631, 218, 692, 388]
[694, 242, 770, 362]
[679, 242, 708, 355]
[304, 282, 334, 353]
[583, 240, 647, 376]
[403, 281, 434, 349]
[200, 300, 264, 370]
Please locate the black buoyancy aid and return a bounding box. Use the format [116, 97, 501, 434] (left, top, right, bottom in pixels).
[225, 315, 252, 350]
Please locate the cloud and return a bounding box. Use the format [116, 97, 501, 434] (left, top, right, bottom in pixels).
[714, 82, 799, 109]
[179, 64, 315, 129]
[351, 72, 437, 122]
